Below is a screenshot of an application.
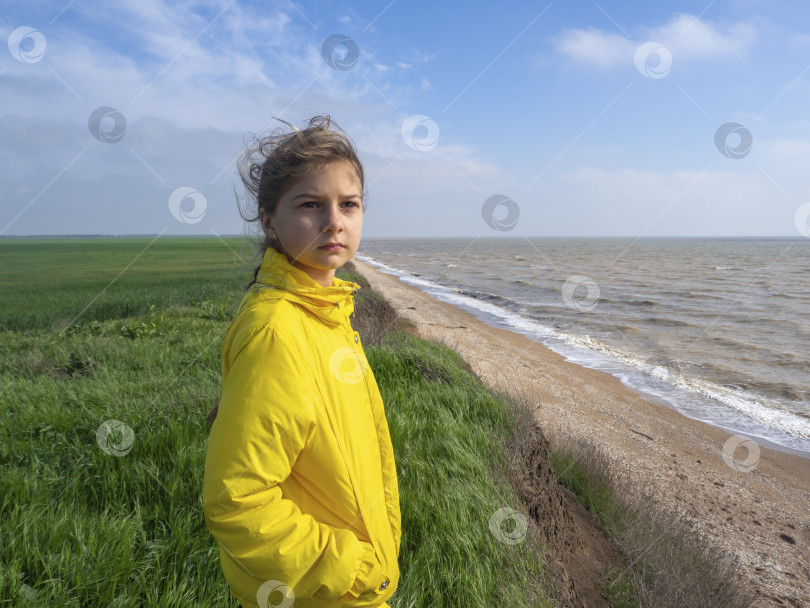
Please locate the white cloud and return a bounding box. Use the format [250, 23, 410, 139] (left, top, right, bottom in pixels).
[553, 28, 635, 68]
[554, 14, 757, 69]
[650, 14, 756, 59]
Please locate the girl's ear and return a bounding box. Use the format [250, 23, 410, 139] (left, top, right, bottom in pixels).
[259, 209, 275, 239]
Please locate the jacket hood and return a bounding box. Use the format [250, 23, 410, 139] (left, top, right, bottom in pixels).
[250, 247, 361, 327]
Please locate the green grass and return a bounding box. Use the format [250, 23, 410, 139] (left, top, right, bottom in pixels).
[0, 237, 551, 607]
[368, 332, 550, 606]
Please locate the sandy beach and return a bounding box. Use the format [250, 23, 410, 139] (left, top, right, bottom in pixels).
[351, 257, 810, 608]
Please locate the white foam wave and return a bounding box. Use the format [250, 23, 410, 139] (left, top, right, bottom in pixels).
[560, 335, 810, 440]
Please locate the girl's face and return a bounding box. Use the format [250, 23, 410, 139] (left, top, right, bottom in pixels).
[261, 161, 363, 288]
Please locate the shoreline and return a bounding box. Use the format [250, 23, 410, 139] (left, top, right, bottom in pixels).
[351, 256, 810, 608]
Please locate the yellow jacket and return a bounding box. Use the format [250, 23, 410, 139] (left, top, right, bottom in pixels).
[203, 248, 401, 608]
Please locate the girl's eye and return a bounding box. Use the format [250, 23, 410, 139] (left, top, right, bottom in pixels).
[299, 200, 360, 208]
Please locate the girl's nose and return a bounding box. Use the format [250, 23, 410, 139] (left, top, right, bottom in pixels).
[323, 203, 343, 231]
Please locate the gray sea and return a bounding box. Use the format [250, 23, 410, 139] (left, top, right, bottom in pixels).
[356, 237, 810, 458]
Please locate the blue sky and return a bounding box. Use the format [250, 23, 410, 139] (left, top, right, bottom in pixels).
[2, 0, 810, 237]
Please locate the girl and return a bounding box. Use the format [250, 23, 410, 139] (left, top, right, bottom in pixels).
[203, 116, 401, 608]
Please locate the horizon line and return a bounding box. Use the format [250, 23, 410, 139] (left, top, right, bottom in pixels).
[0, 234, 806, 240]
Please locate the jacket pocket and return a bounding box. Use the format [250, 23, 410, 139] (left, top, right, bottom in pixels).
[339, 541, 388, 600]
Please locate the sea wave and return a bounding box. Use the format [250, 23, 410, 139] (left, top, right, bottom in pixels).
[355, 252, 810, 453]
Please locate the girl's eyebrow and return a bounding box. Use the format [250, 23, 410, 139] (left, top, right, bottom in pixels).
[292, 192, 362, 199]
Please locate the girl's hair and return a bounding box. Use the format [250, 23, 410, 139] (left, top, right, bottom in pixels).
[236, 115, 365, 291]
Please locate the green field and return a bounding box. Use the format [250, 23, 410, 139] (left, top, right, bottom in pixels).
[0, 237, 550, 607]
[0, 236, 258, 333]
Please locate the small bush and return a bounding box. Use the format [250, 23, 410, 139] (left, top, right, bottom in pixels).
[119, 320, 163, 339]
[198, 300, 233, 321]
